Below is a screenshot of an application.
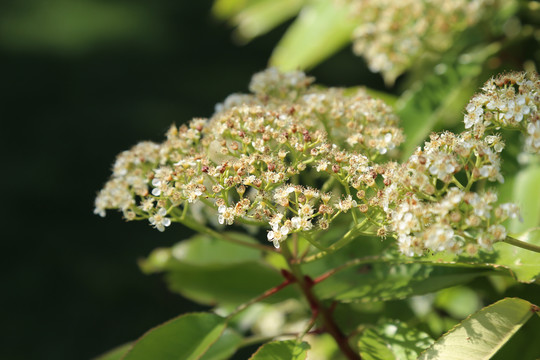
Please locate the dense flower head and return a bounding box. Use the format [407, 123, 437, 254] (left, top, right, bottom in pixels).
[378, 125, 520, 256]
[96, 68, 534, 256]
[95, 68, 403, 249]
[339, 0, 495, 84]
[463, 71, 540, 153]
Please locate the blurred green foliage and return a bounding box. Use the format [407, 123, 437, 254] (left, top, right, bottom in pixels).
[0, 0, 161, 53]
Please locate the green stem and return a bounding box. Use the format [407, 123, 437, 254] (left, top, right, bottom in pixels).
[503, 235, 540, 253]
[302, 233, 328, 251]
[300, 218, 371, 263]
[341, 179, 359, 224]
[297, 312, 318, 341]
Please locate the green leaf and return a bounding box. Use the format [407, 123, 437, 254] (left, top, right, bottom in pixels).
[468, 163, 540, 283]
[94, 343, 132, 360]
[508, 164, 540, 233]
[358, 321, 433, 360]
[230, 0, 305, 43]
[396, 43, 501, 159]
[418, 239, 540, 284]
[169, 232, 263, 266]
[492, 230, 540, 283]
[212, 0, 255, 19]
[435, 286, 482, 319]
[418, 298, 537, 360]
[249, 340, 310, 360]
[269, 0, 356, 71]
[163, 262, 295, 307]
[124, 313, 226, 360]
[140, 233, 298, 306]
[313, 261, 493, 302]
[343, 86, 398, 108]
[200, 329, 243, 360]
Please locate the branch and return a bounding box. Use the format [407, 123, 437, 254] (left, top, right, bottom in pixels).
[281, 243, 361, 360]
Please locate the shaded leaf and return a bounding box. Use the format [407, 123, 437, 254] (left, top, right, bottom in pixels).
[124, 313, 226, 360]
[508, 164, 540, 233]
[313, 261, 494, 302]
[140, 233, 298, 306]
[269, 0, 356, 71]
[249, 340, 310, 360]
[418, 298, 536, 360]
[163, 262, 295, 306]
[419, 231, 540, 283]
[358, 321, 433, 360]
[435, 286, 482, 319]
[168, 232, 263, 266]
[200, 329, 243, 360]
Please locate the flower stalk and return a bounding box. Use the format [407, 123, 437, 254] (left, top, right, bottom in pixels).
[502, 235, 540, 254]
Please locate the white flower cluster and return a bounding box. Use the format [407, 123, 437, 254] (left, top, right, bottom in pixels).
[341, 0, 493, 83]
[464, 71, 540, 153]
[390, 189, 519, 256]
[96, 68, 533, 257]
[95, 68, 402, 249]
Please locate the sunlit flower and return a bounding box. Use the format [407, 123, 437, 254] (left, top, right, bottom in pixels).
[149, 208, 171, 232]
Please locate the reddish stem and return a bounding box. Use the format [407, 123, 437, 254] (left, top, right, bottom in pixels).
[281, 245, 360, 360]
[229, 278, 294, 318]
[296, 275, 360, 360]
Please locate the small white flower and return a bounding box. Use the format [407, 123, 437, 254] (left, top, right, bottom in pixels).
[526, 121, 540, 151]
[428, 156, 456, 180]
[151, 178, 169, 197]
[425, 225, 455, 252]
[477, 231, 493, 250]
[336, 195, 357, 212]
[316, 160, 329, 172]
[139, 198, 155, 212]
[218, 205, 235, 225]
[149, 208, 171, 232]
[299, 203, 314, 217]
[187, 187, 203, 203]
[488, 224, 506, 241]
[267, 225, 290, 248]
[291, 216, 313, 231]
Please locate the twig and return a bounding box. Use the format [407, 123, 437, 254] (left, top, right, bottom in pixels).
[503, 235, 540, 253]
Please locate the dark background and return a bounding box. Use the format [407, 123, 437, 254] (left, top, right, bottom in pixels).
[1, 1, 384, 359]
